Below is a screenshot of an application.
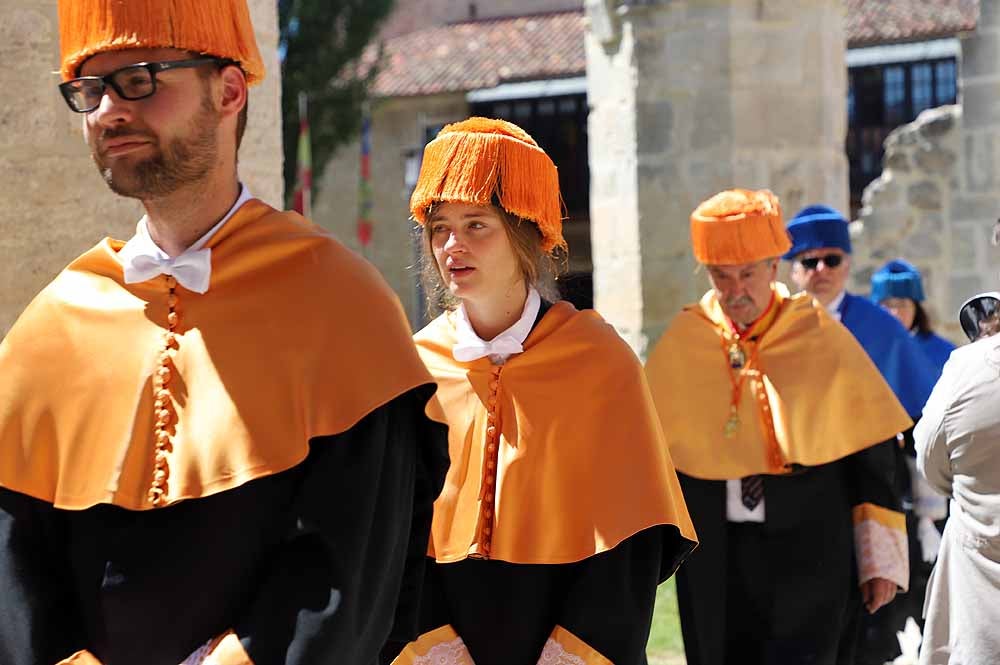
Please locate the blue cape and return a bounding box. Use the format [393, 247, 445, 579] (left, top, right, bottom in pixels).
[838, 293, 938, 417]
[913, 331, 956, 379]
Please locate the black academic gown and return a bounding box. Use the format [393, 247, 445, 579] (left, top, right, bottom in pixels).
[396, 525, 690, 665]
[0, 387, 449, 665]
[384, 302, 696, 665]
[676, 439, 900, 665]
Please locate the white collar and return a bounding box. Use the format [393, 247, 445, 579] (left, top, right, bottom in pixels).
[825, 290, 847, 320]
[452, 288, 542, 363]
[118, 184, 253, 294]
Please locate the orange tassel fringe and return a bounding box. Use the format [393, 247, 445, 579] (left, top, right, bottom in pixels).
[58, 0, 265, 84]
[690, 189, 792, 265]
[410, 117, 566, 253]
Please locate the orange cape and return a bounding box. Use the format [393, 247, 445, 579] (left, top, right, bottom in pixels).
[645, 286, 912, 480]
[415, 301, 697, 565]
[0, 200, 438, 510]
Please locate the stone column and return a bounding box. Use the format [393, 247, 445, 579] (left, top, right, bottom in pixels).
[851, 2, 1000, 343]
[0, 0, 283, 336]
[950, 0, 1000, 313]
[585, 0, 848, 356]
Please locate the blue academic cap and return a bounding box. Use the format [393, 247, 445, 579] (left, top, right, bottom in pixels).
[871, 259, 926, 303]
[783, 204, 852, 260]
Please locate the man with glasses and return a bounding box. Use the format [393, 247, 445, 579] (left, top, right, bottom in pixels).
[0, 1, 448, 664]
[785, 205, 939, 665]
[646, 189, 910, 665]
[786, 205, 938, 420]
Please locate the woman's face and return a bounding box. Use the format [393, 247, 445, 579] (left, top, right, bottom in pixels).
[428, 202, 524, 306]
[881, 297, 917, 330]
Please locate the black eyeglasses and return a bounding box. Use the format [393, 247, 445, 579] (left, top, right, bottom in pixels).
[58, 58, 228, 113]
[798, 253, 844, 270]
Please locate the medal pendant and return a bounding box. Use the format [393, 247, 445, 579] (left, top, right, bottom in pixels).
[728, 343, 746, 369]
[724, 413, 740, 438]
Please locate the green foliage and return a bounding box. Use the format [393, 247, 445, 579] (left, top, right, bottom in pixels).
[647, 577, 686, 658]
[279, 0, 394, 205]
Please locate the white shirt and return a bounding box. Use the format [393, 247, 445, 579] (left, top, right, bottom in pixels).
[826, 290, 846, 322]
[118, 184, 253, 294]
[452, 288, 541, 364]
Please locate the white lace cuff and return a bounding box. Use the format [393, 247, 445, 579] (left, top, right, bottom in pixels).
[537, 626, 612, 665]
[853, 502, 909, 590]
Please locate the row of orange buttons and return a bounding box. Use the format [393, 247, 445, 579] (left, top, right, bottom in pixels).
[148, 276, 179, 507]
[479, 365, 503, 555]
[751, 374, 785, 471]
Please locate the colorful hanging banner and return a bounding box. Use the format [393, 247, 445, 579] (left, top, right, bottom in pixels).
[292, 91, 312, 218]
[357, 107, 373, 247]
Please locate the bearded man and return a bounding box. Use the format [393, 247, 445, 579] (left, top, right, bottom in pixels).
[0, 2, 448, 664]
[645, 189, 910, 665]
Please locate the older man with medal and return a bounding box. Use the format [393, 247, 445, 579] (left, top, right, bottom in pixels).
[645, 189, 911, 665]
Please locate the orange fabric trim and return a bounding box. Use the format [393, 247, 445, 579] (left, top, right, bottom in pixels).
[645, 285, 912, 479]
[416, 301, 697, 565]
[57, 651, 103, 665]
[852, 502, 907, 532]
[0, 200, 439, 510]
[204, 631, 253, 665]
[392, 625, 474, 665]
[541, 626, 614, 665]
[58, 0, 266, 84]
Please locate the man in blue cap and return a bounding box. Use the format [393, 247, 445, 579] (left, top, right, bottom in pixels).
[786, 206, 938, 419]
[786, 206, 940, 665]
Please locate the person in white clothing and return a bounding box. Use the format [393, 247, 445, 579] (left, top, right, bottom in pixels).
[915, 332, 1000, 665]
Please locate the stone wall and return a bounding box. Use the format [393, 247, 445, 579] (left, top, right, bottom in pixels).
[0, 0, 283, 337]
[852, 2, 1000, 344]
[850, 107, 968, 342]
[586, 0, 849, 356]
[312, 93, 469, 327]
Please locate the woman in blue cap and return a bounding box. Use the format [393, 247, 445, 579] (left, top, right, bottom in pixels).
[871, 259, 956, 377]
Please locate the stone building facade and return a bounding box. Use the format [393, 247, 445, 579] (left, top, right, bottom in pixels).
[853, 1, 1000, 343]
[316, 0, 984, 352]
[0, 0, 283, 336]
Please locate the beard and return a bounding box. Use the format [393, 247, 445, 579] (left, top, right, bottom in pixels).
[92, 94, 220, 200]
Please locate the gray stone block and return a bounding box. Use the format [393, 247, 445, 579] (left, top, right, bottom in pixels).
[904, 231, 942, 259]
[962, 82, 1000, 130]
[884, 150, 911, 173]
[917, 108, 957, 140]
[951, 225, 977, 265]
[965, 133, 996, 192]
[952, 195, 1000, 223]
[951, 275, 985, 314]
[961, 31, 998, 79]
[914, 144, 957, 174]
[636, 101, 674, 155]
[908, 181, 943, 210]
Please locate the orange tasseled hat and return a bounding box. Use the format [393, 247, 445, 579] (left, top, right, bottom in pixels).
[690, 189, 791, 265]
[58, 0, 265, 85]
[410, 117, 566, 253]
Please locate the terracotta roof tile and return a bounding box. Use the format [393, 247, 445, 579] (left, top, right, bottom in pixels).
[371, 10, 585, 98]
[371, 2, 979, 98]
[846, 0, 978, 47]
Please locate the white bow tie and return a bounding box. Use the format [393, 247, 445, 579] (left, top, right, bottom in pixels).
[124, 248, 212, 294]
[452, 334, 525, 362]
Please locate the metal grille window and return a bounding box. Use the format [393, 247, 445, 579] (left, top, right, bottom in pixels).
[847, 57, 958, 212]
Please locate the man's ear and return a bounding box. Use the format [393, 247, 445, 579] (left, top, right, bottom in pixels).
[219, 65, 248, 119]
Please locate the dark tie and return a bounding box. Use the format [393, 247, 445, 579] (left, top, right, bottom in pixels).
[741, 475, 764, 511]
